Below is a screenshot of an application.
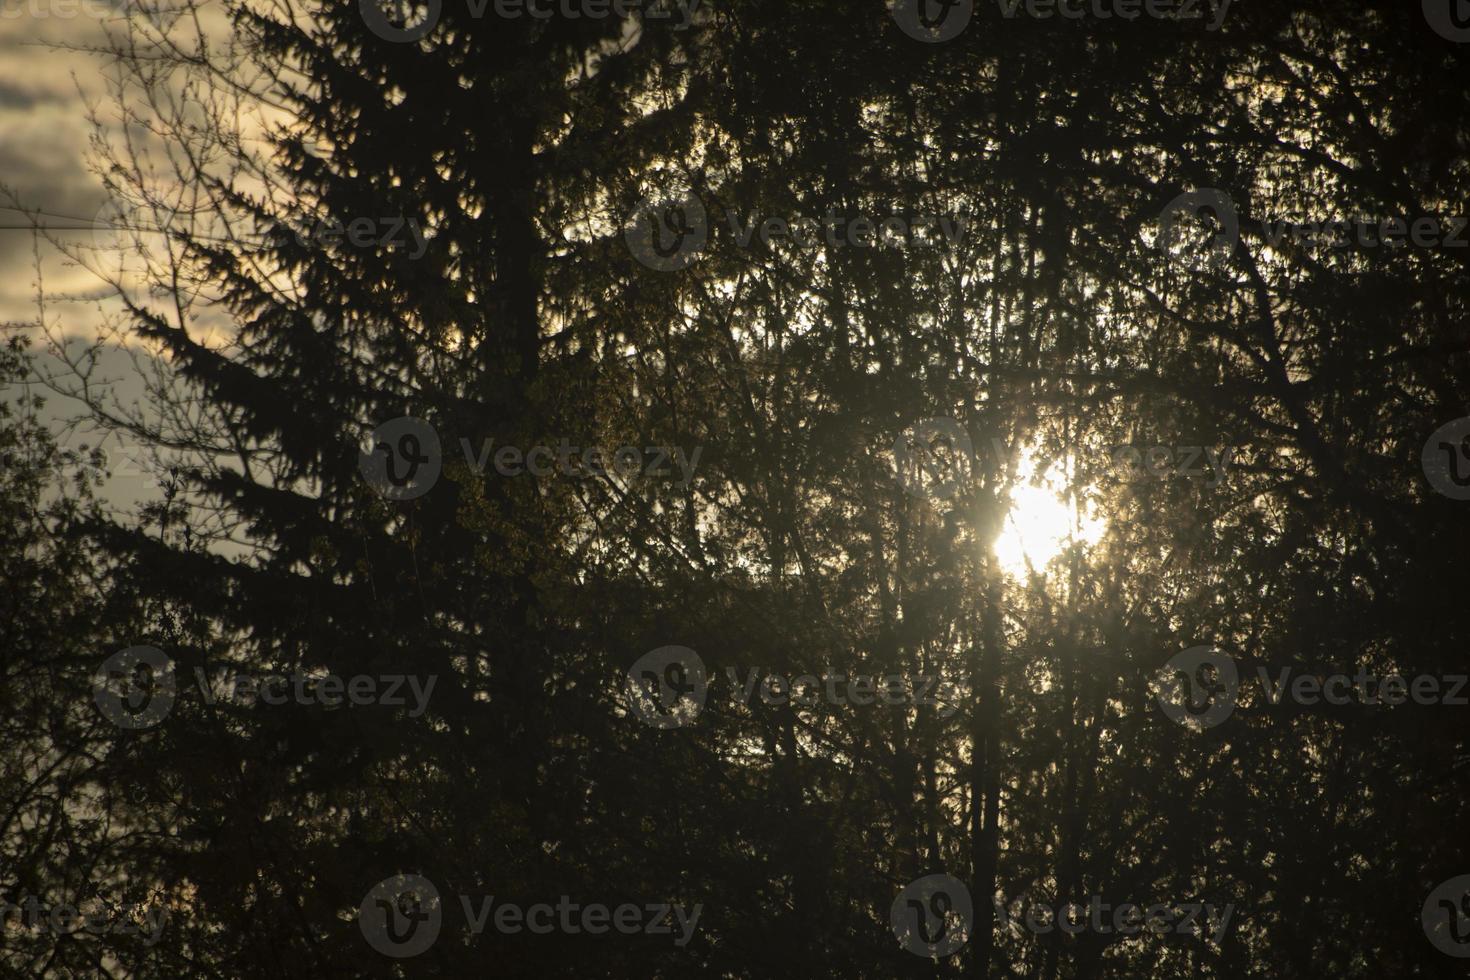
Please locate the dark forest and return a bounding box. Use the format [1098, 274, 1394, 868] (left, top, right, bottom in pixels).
[3, 0, 1470, 976]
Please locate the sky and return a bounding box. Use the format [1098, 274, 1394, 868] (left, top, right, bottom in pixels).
[2, 3, 212, 512]
[0, 3, 125, 318]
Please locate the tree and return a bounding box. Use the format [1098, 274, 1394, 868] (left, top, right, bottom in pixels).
[9, 0, 1469, 976]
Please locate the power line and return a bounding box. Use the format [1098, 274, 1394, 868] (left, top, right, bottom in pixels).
[0, 206, 282, 245]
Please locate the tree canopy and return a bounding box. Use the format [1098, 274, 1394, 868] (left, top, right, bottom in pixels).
[4, 0, 1470, 976]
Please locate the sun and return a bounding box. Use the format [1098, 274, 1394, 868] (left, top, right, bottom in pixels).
[993, 451, 1106, 578]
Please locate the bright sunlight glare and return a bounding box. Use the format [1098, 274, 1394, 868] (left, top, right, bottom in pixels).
[993, 451, 1107, 578]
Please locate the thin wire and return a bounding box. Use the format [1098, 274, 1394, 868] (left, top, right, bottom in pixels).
[0, 206, 284, 244]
